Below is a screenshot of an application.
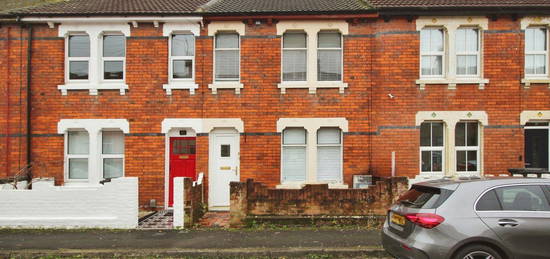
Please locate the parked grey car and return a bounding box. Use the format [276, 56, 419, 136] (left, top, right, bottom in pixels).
[382, 177, 550, 259]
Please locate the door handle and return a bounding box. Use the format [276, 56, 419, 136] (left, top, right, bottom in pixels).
[498, 219, 518, 227]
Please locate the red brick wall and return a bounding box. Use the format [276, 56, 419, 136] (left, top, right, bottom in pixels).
[1, 16, 549, 208]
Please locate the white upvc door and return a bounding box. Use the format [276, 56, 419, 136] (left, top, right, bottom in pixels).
[209, 129, 240, 210]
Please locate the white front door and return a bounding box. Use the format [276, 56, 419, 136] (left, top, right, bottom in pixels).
[209, 129, 240, 210]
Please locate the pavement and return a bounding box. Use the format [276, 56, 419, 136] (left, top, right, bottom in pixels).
[0, 228, 390, 258]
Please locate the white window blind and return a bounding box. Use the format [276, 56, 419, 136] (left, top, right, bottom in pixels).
[456, 28, 479, 76]
[317, 32, 342, 81]
[171, 34, 195, 80]
[420, 28, 444, 76]
[215, 33, 240, 81]
[101, 131, 124, 179]
[317, 128, 342, 182]
[283, 32, 307, 81]
[282, 128, 307, 182]
[67, 131, 89, 180]
[68, 34, 90, 80]
[525, 27, 547, 76]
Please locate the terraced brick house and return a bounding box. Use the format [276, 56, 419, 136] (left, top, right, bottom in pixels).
[2, 0, 550, 211]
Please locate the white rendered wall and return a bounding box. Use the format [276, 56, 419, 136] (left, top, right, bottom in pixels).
[0, 177, 138, 228]
[173, 177, 185, 228]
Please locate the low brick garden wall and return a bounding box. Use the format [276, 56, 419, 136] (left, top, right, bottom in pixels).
[230, 177, 409, 226]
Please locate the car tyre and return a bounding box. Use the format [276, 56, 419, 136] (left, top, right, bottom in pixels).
[454, 244, 503, 259]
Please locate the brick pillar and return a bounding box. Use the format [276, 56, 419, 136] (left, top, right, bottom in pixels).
[229, 180, 248, 227]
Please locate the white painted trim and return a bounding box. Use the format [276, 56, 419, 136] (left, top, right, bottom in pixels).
[173, 177, 185, 228]
[203, 118, 244, 133]
[207, 21, 245, 36]
[277, 118, 348, 187]
[208, 82, 244, 95]
[23, 16, 202, 24]
[416, 16, 488, 89]
[162, 22, 201, 37]
[161, 118, 203, 134]
[520, 110, 550, 125]
[58, 119, 130, 134]
[276, 118, 349, 132]
[58, 23, 130, 95]
[277, 21, 348, 94]
[521, 16, 550, 30]
[415, 111, 488, 126]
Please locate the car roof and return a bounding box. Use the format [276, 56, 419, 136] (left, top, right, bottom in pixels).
[414, 176, 550, 190]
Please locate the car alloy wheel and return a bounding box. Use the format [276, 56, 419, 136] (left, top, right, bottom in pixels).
[463, 251, 495, 259]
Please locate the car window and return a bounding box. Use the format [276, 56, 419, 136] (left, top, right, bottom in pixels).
[476, 190, 502, 211]
[494, 185, 550, 211]
[397, 185, 452, 209]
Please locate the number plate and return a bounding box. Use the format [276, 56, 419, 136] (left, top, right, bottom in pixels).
[391, 213, 406, 226]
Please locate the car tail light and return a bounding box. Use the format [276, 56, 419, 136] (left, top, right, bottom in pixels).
[405, 213, 444, 229]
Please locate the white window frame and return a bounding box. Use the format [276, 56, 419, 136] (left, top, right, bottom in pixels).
[525, 26, 549, 78]
[419, 122, 446, 174]
[281, 128, 308, 184]
[100, 130, 125, 179]
[455, 121, 480, 173]
[65, 33, 90, 84]
[282, 31, 308, 83]
[455, 27, 481, 78]
[169, 32, 195, 83]
[100, 33, 126, 83]
[316, 31, 343, 82]
[415, 17, 489, 89]
[420, 27, 446, 78]
[64, 130, 90, 183]
[316, 128, 343, 183]
[214, 32, 240, 83]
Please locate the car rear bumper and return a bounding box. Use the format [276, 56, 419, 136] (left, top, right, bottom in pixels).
[382, 228, 430, 259]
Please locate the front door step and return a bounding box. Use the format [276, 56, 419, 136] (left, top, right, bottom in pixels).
[138, 210, 173, 229]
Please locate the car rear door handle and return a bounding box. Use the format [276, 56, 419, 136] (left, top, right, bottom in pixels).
[498, 219, 518, 227]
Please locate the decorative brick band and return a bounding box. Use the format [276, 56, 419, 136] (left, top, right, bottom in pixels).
[127, 36, 167, 40]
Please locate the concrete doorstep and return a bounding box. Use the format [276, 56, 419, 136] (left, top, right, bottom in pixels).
[0, 229, 390, 258]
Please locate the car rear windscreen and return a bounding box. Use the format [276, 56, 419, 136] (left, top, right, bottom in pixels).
[397, 185, 453, 209]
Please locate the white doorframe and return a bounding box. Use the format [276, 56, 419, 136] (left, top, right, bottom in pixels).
[208, 128, 240, 211]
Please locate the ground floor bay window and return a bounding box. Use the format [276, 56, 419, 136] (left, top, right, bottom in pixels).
[420, 122, 444, 175]
[455, 122, 480, 173]
[277, 118, 348, 188]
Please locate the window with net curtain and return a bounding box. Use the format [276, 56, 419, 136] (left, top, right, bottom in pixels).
[282, 31, 307, 81]
[317, 31, 342, 81]
[420, 122, 444, 173]
[67, 131, 89, 180]
[456, 28, 479, 76]
[102, 131, 125, 178]
[420, 28, 444, 76]
[525, 27, 547, 76]
[68, 34, 90, 80]
[282, 128, 307, 182]
[317, 128, 342, 182]
[215, 32, 240, 81]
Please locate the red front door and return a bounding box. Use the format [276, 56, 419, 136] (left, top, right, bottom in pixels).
[169, 137, 196, 207]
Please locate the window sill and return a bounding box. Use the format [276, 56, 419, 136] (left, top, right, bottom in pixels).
[58, 83, 128, 96]
[163, 82, 199, 95]
[276, 182, 348, 189]
[208, 82, 243, 94]
[416, 78, 489, 90]
[521, 78, 550, 88]
[277, 82, 348, 94]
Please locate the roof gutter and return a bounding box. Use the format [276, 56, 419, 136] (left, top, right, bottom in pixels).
[21, 16, 203, 23]
[205, 13, 379, 21]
